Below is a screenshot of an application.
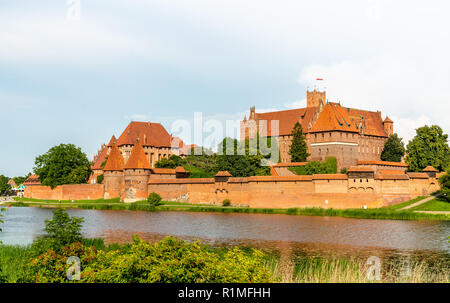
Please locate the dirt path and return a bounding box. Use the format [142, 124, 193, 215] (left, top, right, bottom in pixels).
[397, 195, 440, 211]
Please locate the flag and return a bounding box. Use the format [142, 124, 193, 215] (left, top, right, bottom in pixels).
[316, 78, 323, 80]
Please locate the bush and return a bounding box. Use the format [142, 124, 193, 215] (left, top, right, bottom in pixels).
[22, 236, 272, 283]
[222, 199, 231, 207]
[43, 208, 84, 251]
[147, 192, 162, 206]
[96, 174, 104, 184]
[439, 172, 450, 202]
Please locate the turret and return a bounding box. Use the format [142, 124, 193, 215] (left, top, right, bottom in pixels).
[103, 142, 124, 199]
[307, 89, 326, 108]
[122, 137, 151, 202]
[383, 116, 394, 136]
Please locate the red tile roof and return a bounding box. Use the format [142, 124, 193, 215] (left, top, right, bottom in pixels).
[357, 161, 408, 167]
[107, 135, 117, 147]
[254, 107, 319, 136]
[116, 121, 172, 148]
[175, 166, 187, 173]
[311, 103, 360, 133]
[103, 143, 124, 171]
[92, 145, 108, 170]
[23, 174, 41, 185]
[151, 168, 176, 174]
[348, 166, 375, 172]
[378, 169, 406, 175]
[215, 171, 232, 177]
[124, 138, 151, 170]
[407, 173, 429, 179]
[423, 166, 438, 172]
[248, 102, 389, 138]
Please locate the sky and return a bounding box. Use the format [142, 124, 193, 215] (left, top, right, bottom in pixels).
[1, 0, 449, 177]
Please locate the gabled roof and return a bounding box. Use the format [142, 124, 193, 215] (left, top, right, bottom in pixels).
[345, 107, 388, 137]
[103, 143, 124, 171]
[92, 145, 108, 170]
[311, 103, 360, 133]
[124, 138, 151, 170]
[23, 174, 41, 185]
[253, 107, 319, 136]
[423, 166, 438, 172]
[215, 171, 232, 177]
[116, 121, 172, 148]
[248, 102, 389, 137]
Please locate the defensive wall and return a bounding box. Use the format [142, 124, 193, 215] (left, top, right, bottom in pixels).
[24, 170, 443, 209]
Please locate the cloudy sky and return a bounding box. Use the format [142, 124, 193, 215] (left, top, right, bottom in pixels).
[1, 0, 449, 177]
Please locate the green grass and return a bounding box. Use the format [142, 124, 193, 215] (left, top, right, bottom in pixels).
[410, 198, 450, 211]
[385, 196, 426, 210]
[8, 196, 450, 221]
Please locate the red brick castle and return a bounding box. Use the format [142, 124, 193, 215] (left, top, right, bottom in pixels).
[240, 89, 394, 169]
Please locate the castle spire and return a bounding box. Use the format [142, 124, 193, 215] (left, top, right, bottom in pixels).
[124, 137, 151, 170]
[103, 142, 124, 171]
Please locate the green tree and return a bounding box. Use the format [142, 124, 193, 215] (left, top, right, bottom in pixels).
[381, 134, 405, 162]
[147, 192, 162, 206]
[216, 138, 253, 177]
[44, 208, 84, 250]
[439, 172, 450, 202]
[289, 122, 310, 162]
[96, 174, 104, 184]
[155, 158, 176, 168]
[0, 175, 12, 196]
[34, 144, 92, 188]
[406, 125, 450, 172]
[13, 173, 31, 186]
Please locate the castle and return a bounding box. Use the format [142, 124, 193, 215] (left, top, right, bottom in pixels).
[240, 89, 394, 169]
[23, 90, 444, 208]
[89, 121, 193, 184]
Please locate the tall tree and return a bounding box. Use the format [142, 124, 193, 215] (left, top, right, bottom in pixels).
[0, 175, 12, 196]
[381, 134, 406, 162]
[288, 122, 310, 162]
[406, 125, 450, 172]
[439, 171, 450, 202]
[34, 144, 92, 188]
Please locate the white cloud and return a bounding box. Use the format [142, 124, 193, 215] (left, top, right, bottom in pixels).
[297, 54, 450, 144]
[0, 13, 159, 64]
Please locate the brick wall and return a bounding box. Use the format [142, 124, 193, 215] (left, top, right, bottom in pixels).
[24, 184, 104, 200]
[147, 174, 439, 209]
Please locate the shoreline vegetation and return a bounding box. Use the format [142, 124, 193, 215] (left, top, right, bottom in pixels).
[5, 195, 450, 221]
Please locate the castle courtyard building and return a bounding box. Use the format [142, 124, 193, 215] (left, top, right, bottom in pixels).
[240, 90, 394, 169]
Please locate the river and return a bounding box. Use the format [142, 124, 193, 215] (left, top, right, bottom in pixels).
[1, 207, 449, 262]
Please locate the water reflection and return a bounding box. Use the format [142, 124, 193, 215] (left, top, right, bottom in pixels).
[1, 207, 449, 260]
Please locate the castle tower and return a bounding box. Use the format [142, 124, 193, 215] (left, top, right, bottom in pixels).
[103, 142, 124, 199]
[383, 117, 394, 136]
[106, 135, 117, 155]
[122, 137, 151, 202]
[306, 89, 326, 108]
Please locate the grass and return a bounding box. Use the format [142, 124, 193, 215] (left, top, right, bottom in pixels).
[385, 196, 426, 210]
[13, 197, 122, 204]
[410, 198, 450, 211]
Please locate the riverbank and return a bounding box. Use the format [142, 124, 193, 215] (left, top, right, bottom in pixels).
[1, 236, 448, 283]
[6, 196, 450, 221]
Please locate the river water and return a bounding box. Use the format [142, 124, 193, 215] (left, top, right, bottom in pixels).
[1, 207, 449, 262]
